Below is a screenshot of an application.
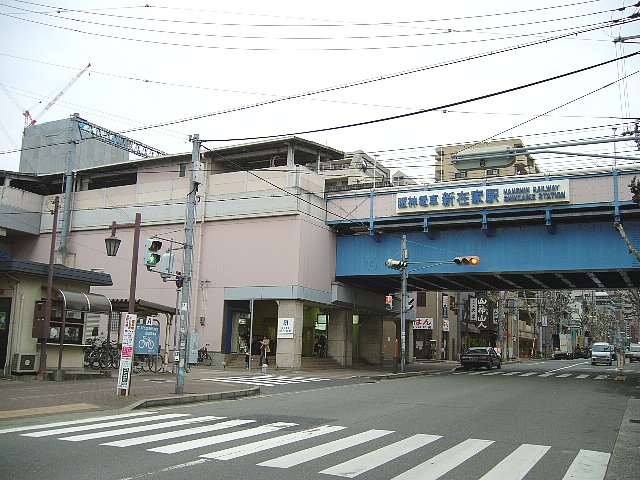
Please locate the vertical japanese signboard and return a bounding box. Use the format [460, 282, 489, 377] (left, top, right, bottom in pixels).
[117, 313, 137, 396]
[469, 297, 478, 324]
[476, 295, 489, 330]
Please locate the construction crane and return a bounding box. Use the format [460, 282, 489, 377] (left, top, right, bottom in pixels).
[23, 62, 91, 127]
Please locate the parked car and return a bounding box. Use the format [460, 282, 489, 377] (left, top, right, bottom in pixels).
[574, 346, 590, 359]
[460, 346, 502, 370]
[591, 342, 612, 366]
[626, 344, 640, 362]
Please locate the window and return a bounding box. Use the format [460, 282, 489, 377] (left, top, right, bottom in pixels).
[37, 300, 85, 345]
[486, 169, 500, 176]
[417, 291, 427, 307]
[316, 314, 328, 331]
[454, 172, 467, 179]
[179, 163, 187, 177]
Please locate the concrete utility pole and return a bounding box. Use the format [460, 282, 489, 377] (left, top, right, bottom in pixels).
[175, 134, 200, 394]
[498, 291, 505, 360]
[400, 235, 408, 373]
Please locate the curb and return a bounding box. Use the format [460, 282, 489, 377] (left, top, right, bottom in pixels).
[130, 387, 260, 410]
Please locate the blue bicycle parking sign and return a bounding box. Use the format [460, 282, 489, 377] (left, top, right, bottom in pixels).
[134, 324, 160, 355]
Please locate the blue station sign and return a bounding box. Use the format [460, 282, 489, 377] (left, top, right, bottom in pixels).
[396, 179, 570, 214]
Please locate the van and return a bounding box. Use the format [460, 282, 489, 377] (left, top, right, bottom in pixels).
[591, 342, 612, 365]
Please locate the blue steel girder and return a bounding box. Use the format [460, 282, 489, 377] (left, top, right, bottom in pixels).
[335, 219, 640, 292]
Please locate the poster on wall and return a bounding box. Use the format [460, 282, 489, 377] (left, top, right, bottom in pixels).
[414, 318, 433, 330]
[277, 317, 295, 339]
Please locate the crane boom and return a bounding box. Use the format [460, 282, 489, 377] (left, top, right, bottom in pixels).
[24, 63, 91, 127]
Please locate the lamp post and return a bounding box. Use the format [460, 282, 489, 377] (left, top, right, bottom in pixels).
[104, 213, 142, 363]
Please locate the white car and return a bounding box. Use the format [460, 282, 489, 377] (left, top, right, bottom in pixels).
[626, 344, 640, 362]
[591, 342, 612, 366]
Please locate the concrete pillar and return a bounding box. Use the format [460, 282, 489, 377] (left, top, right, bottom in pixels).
[359, 314, 383, 365]
[327, 308, 352, 367]
[275, 300, 303, 370]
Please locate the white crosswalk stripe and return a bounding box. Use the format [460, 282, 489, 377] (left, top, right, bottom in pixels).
[6, 413, 612, 480]
[452, 370, 613, 381]
[478, 443, 550, 480]
[258, 429, 393, 468]
[319, 433, 441, 478]
[391, 438, 494, 480]
[200, 374, 331, 387]
[103, 419, 255, 448]
[562, 449, 610, 480]
[149, 422, 296, 454]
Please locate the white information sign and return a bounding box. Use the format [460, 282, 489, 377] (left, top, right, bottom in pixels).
[413, 318, 433, 330]
[442, 319, 450, 332]
[117, 313, 137, 395]
[277, 317, 295, 339]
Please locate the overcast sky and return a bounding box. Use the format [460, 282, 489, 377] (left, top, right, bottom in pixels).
[0, 0, 638, 182]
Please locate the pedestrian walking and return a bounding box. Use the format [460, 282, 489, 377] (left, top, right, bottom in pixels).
[259, 336, 270, 365]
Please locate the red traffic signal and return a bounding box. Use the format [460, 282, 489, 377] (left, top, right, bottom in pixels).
[454, 256, 479, 266]
[385, 294, 393, 310]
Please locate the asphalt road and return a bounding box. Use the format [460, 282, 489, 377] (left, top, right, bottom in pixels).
[1, 360, 638, 480]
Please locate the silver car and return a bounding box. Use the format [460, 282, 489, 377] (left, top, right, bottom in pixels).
[591, 342, 612, 366]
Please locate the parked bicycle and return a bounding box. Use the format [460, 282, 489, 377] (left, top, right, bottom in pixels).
[197, 346, 212, 366]
[132, 353, 165, 373]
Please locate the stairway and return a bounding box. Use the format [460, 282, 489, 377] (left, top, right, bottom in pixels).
[300, 356, 342, 371]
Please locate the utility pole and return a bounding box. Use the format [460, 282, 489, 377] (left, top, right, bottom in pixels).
[175, 134, 200, 394]
[498, 291, 505, 360]
[400, 235, 408, 373]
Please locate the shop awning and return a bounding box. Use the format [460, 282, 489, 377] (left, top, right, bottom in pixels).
[55, 289, 112, 314]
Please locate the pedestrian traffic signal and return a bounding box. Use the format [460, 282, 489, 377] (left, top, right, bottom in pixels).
[385, 294, 393, 310]
[159, 251, 175, 281]
[453, 256, 479, 266]
[175, 271, 184, 289]
[144, 238, 162, 269]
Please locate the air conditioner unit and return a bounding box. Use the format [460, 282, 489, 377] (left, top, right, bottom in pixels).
[11, 353, 39, 373]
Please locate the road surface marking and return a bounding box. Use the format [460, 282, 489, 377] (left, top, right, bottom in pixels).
[60, 416, 224, 442]
[562, 449, 610, 480]
[319, 434, 441, 478]
[390, 438, 494, 480]
[482, 372, 502, 376]
[22, 413, 187, 437]
[202, 425, 347, 460]
[519, 372, 537, 377]
[258, 429, 393, 468]
[594, 375, 608, 380]
[576, 374, 589, 379]
[103, 419, 255, 447]
[538, 372, 555, 377]
[556, 374, 572, 378]
[200, 374, 330, 387]
[0, 411, 157, 435]
[478, 443, 550, 480]
[149, 422, 296, 454]
[502, 372, 522, 376]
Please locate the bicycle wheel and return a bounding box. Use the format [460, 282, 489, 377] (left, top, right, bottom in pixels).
[203, 354, 212, 366]
[132, 356, 144, 373]
[88, 351, 101, 370]
[147, 354, 164, 373]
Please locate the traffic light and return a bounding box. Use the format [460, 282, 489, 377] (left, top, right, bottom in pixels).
[144, 238, 162, 269]
[404, 297, 415, 312]
[159, 251, 175, 281]
[385, 294, 393, 310]
[631, 177, 640, 205]
[385, 258, 407, 270]
[453, 256, 479, 266]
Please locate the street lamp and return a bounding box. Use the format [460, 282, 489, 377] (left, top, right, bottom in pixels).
[104, 213, 142, 364]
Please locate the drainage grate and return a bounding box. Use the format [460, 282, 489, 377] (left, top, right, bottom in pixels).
[629, 419, 640, 424]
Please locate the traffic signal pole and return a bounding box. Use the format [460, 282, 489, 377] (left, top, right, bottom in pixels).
[175, 134, 199, 394]
[400, 235, 408, 373]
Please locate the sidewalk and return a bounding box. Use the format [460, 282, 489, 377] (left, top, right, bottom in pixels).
[0, 361, 452, 420]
